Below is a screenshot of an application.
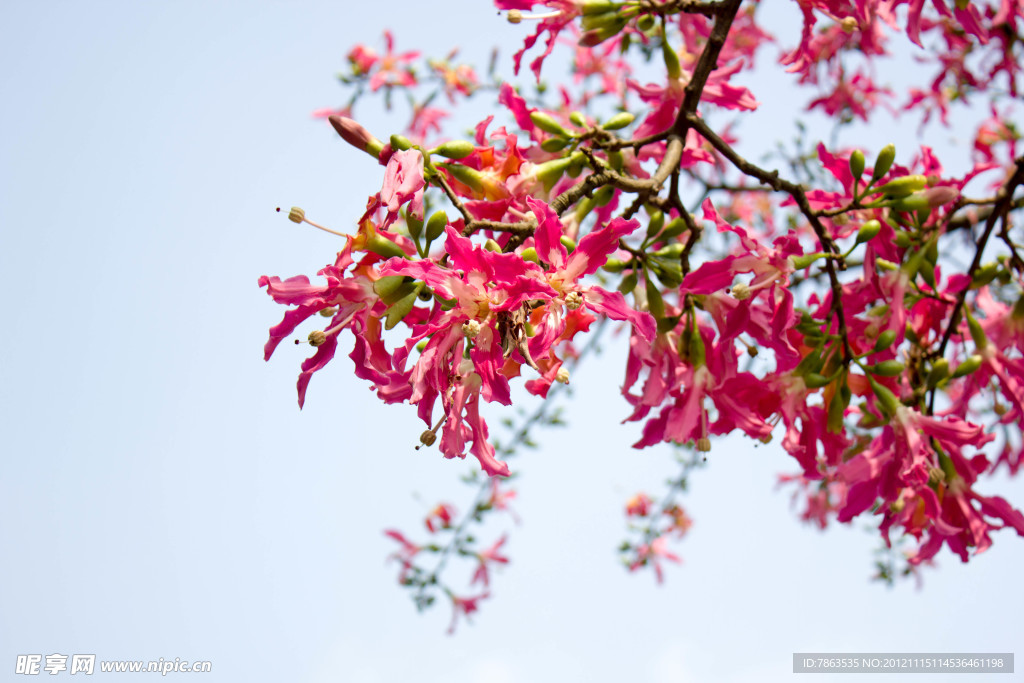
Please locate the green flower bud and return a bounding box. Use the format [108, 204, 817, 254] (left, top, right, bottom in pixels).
[971, 262, 999, 288]
[927, 358, 949, 388]
[530, 111, 570, 137]
[367, 235, 407, 260]
[533, 156, 574, 192]
[653, 242, 685, 259]
[636, 14, 655, 31]
[602, 111, 636, 130]
[569, 111, 587, 128]
[431, 140, 476, 159]
[520, 246, 540, 264]
[951, 354, 983, 378]
[646, 210, 665, 238]
[541, 137, 570, 153]
[406, 212, 424, 241]
[662, 39, 681, 80]
[965, 309, 988, 350]
[560, 235, 576, 253]
[849, 149, 865, 179]
[582, 0, 620, 15]
[484, 238, 502, 252]
[872, 174, 927, 198]
[602, 258, 629, 273]
[425, 210, 449, 244]
[804, 372, 832, 388]
[791, 252, 825, 270]
[645, 275, 665, 318]
[893, 231, 912, 248]
[660, 217, 688, 239]
[389, 134, 413, 151]
[868, 375, 900, 417]
[873, 329, 897, 351]
[446, 164, 485, 193]
[889, 192, 931, 212]
[855, 219, 881, 244]
[872, 143, 896, 181]
[868, 360, 904, 377]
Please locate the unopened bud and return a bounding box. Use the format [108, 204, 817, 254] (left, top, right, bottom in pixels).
[873, 174, 927, 199]
[855, 219, 881, 244]
[308, 330, 327, 347]
[565, 291, 584, 310]
[329, 116, 383, 157]
[530, 111, 570, 137]
[602, 112, 635, 130]
[872, 144, 896, 181]
[432, 140, 476, 160]
[849, 149, 865, 178]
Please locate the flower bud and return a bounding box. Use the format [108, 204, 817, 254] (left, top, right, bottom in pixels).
[541, 137, 570, 152]
[965, 310, 988, 350]
[873, 329, 897, 351]
[425, 210, 449, 244]
[447, 164, 485, 193]
[927, 358, 949, 388]
[951, 354, 983, 378]
[328, 115, 385, 158]
[855, 219, 881, 244]
[569, 111, 587, 127]
[530, 111, 570, 137]
[367, 235, 407, 260]
[662, 39, 682, 80]
[602, 111, 636, 130]
[389, 134, 413, 151]
[849, 149, 865, 179]
[520, 246, 540, 264]
[872, 143, 896, 181]
[431, 140, 476, 160]
[872, 174, 927, 198]
[868, 360, 904, 377]
[889, 193, 931, 212]
[484, 239, 502, 252]
[582, 0, 620, 14]
[790, 252, 825, 270]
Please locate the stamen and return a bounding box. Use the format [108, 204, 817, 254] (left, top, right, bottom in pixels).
[277, 206, 349, 238]
[506, 9, 562, 23]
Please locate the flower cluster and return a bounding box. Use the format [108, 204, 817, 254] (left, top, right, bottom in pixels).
[261, 0, 1024, 629]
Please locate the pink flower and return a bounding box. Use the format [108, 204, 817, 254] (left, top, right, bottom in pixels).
[626, 493, 653, 517]
[447, 591, 489, 634]
[425, 503, 456, 533]
[471, 535, 510, 587]
[629, 535, 681, 584]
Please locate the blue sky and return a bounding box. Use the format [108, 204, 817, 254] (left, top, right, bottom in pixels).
[2, 2, 1022, 681]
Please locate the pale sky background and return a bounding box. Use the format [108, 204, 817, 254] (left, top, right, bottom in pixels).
[2, 2, 1022, 682]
